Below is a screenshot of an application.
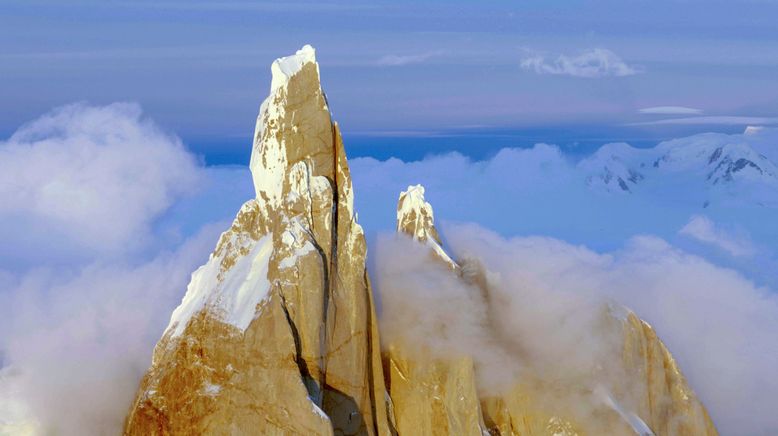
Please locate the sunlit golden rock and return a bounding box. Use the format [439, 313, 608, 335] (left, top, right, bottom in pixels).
[125, 45, 716, 436]
[621, 313, 717, 436]
[383, 342, 486, 436]
[124, 45, 390, 436]
[385, 184, 717, 436]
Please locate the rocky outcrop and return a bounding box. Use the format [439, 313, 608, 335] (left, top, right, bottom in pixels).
[396, 185, 456, 269]
[385, 184, 717, 436]
[384, 185, 487, 435]
[620, 312, 718, 436]
[124, 45, 390, 436]
[125, 45, 716, 436]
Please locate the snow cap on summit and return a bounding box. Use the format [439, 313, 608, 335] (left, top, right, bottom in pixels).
[270, 44, 317, 91]
[251, 44, 324, 206]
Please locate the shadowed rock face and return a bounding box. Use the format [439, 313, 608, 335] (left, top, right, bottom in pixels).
[125, 45, 716, 436]
[124, 45, 390, 436]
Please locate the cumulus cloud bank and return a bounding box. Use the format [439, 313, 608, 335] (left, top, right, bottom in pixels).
[353, 130, 778, 434]
[350, 132, 778, 289]
[376, 235, 622, 403]
[0, 225, 221, 435]
[2, 102, 777, 435]
[0, 104, 245, 435]
[520, 48, 640, 78]
[0, 103, 202, 265]
[375, 225, 778, 435]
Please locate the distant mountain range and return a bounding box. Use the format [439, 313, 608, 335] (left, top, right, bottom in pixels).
[580, 129, 778, 208]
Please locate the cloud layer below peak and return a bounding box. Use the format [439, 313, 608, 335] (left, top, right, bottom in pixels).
[1, 102, 778, 435]
[0, 103, 202, 263]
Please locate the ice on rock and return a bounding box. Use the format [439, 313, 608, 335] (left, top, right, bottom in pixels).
[397, 184, 457, 268]
[271, 44, 317, 91]
[166, 234, 273, 338]
[251, 45, 320, 206]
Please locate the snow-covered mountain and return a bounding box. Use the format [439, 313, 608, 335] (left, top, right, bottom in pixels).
[579, 130, 778, 207]
[122, 46, 718, 436]
[579, 142, 648, 193]
[125, 45, 389, 435]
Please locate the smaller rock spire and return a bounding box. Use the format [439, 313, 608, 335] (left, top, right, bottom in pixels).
[396, 184, 457, 268]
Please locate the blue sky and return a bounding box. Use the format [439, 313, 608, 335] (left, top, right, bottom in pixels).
[3, 0, 778, 163]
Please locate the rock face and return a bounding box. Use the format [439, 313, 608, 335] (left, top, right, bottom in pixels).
[125, 45, 716, 436]
[385, 185, 717, 436]
[385, 185, 488, 435]
[124, 45, 390, 436]
[396, 185, 457, 269]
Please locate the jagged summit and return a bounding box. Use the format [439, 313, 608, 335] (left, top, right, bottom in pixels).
[164, 45, 333, 340]
[125, 46, 716, 436]
[270, 44, 317, 91]
[396, 184, 439, 242]
[396, 184, 457, 268]
[250, 44, 332, 207]
[124, 45, 389, 435]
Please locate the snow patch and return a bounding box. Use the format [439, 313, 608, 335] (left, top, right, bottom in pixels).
[271, 45, 316, 92]
[594, 385, 655, 436]
[250, 93, 288, 207]
[250, 45, 322, 208]
[397, 184, 432, 239]
[279, 240, 317, 269]
[203, 383, 221, 397]
[427, 237, 457, 269]
[166, 234, 274, 337]
[309, 397, 330, 422]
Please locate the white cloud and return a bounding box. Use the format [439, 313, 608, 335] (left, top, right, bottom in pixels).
[680, 215, 755, 257]
[0, 223, 223, 436]
[349, 142, 777, 264]
[632, 115, 778, 126]
[376, 51, 443, 66]
[520, 48, 640, 78]
[376, 225, 778, 436]
[352, 133, 778, 433]
[0, 103, 202, 259]
[639, 106, 703, 115]
[0, 103, 248, 434]
[1, 102, 777, 435]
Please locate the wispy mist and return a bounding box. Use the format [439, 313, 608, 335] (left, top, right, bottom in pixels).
[375, 224, 778, 435]
[0, 104, 235, 434]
